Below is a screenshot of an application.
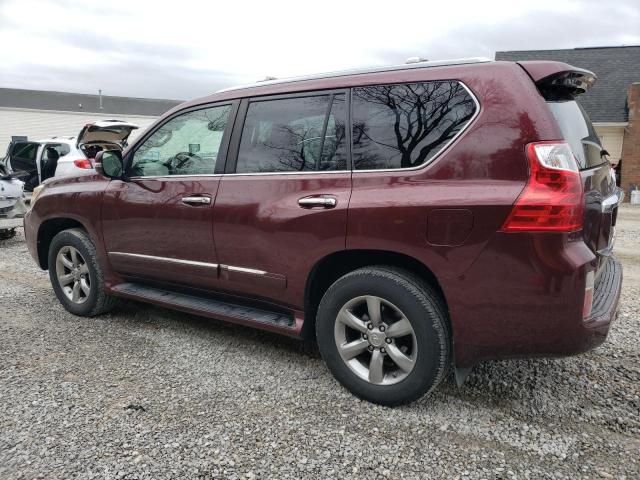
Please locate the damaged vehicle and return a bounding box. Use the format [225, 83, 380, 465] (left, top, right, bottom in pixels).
[4, 120, 138, 191]
[0, 159, 27, 240]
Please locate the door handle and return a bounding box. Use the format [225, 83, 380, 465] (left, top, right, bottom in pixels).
[297, 196, 337, 208]
[182, 195, 211, 206]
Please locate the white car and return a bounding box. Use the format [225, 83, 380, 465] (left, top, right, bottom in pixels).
[0, 160, 27, 239]
[4, 120, 138, 191]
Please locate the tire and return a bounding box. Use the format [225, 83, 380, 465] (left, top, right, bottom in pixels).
[47, 228, 117, 316]
[316, 266, 450, 406]
[0, 228, 17, 240]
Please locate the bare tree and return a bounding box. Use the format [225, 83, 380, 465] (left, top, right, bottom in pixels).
[352, 81, 476, 169]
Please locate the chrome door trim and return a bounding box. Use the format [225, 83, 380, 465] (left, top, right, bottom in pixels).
[298, 196, 338, 208]
[182, 195, 212, 205]
[109, 252, 219, 269]
[222, 264, 267, 276]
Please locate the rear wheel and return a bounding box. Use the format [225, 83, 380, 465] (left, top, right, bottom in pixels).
[48, 228, 117, 316]
[316, 266, 450, 406]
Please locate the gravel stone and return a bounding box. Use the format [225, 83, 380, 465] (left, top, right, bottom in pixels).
[0, 206, 639, 479]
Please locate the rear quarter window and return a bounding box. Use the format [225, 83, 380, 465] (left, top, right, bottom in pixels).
[351, 81, 477, 170]
[547, 100, 606, 170]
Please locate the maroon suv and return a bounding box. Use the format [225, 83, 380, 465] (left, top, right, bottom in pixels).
[24, 58, 623, 406]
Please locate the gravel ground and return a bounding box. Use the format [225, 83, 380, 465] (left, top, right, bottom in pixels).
[0, 207, 639, 480]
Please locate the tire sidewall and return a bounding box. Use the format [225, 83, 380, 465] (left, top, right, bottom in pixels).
[316, 268, 448, 406]
[48, 230, 100, 316]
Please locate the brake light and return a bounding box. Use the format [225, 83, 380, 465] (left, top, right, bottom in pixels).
[73, 158, 93, 169]
[501, 142, 583, 232]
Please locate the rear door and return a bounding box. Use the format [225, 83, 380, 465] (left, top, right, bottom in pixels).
[102, 102, 236, 290]
[213, 91, 351, 307]
[546, 100, 621, 272]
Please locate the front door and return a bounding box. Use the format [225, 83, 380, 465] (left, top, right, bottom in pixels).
[213, 91, 351, 307]
[7, 141, 40, 191]
[102, 103, 235, 290]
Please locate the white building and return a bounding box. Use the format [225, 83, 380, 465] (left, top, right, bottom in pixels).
[0, 88, 182, 148]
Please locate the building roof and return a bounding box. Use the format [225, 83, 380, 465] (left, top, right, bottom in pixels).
[496, 45, 640, 123]
[0, 87, 182, 117]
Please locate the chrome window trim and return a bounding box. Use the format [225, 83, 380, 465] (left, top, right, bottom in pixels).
[109, 252, 219, 269]
[127, 174, 223, 180]
[222, 170, 347, 177]
[351, 81, 481, 174]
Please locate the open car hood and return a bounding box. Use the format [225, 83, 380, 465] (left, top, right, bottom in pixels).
[77, 120, 139, 148]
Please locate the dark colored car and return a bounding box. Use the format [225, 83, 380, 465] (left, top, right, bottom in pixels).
[24, 58, 623, 406]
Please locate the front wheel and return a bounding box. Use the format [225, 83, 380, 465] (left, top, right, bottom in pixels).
[48, 228, 117, 316]
[316, 267, 450, 406]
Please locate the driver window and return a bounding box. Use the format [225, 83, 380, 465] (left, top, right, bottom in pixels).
[131, 104, 231, 176]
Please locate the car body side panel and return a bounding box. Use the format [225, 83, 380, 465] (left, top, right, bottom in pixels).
[101, 177, 222, 290]
[213, 173, 352, 308]
[23, 173, 120, 285]
[346, 64, 570, 364]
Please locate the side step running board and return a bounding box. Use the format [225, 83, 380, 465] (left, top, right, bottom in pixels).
[110, 282, 296, 330]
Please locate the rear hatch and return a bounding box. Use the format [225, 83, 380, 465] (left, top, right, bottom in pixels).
[76, 120, 138, 149]
[520, 61, 622, 275]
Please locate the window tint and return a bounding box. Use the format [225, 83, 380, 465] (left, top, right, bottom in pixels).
[131, 105, 231, 176]
[352, 81, 477, 170]
[547, 100, 606, 170]
[10, 142, 38, 163]
[43, 144, 70, 159]
[8, 142, 39, 172]
[236, 94, 347, 173]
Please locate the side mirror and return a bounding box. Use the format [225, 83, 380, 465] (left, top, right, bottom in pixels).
[95, 150, 124, 179]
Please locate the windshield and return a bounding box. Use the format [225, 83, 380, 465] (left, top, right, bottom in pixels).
[547, 100, 607, 170]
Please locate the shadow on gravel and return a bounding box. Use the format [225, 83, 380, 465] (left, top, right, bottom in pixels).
[109, 298, 578, 410]
[109, 299, 321, 358]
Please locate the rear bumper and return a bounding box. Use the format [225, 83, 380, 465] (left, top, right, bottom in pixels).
[581, 255, 622, 346]
[448, 232, 623, 367]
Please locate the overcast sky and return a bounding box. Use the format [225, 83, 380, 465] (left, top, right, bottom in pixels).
[1, 0, 639, 101]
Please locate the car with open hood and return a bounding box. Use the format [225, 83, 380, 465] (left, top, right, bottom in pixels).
[4, 120, 138, 191]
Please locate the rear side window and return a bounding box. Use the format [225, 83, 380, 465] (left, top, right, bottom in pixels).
[547, 100, 606, 170]
[352, 81, 477, 170]
[43, 143, 70, 158]
[236, 94, 347, 173]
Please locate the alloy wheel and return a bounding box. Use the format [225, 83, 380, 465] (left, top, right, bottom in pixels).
[334, 295, 418, 385]
[55, 246, 91, 304]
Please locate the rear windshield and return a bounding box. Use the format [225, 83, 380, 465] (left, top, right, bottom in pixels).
[547, 100, 606, 170]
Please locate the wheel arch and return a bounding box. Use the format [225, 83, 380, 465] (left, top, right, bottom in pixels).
[36, 217, 88, 269]
[302, 249, 450, 340]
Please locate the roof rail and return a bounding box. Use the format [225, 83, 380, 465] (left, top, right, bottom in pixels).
[216, 57, 492, 94]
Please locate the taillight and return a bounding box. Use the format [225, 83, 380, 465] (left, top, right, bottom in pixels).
[583, 270, 595, 318]
[501, 141, 583, 232]
[73, 158, 93, 169]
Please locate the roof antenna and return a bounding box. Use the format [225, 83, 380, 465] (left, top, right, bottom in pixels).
[98, 89, 103, 110]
